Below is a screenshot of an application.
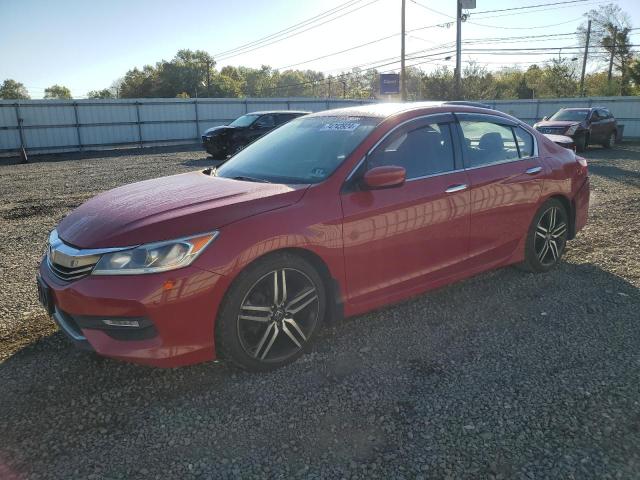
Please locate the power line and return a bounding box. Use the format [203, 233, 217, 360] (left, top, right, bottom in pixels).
[215, 0, 381, 62]
[467, 16, 584, 30]
[473, 0, 589, 15]
[212, 0, 362, 57]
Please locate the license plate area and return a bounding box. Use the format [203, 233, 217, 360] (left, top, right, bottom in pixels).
[37, 276, 54, 315]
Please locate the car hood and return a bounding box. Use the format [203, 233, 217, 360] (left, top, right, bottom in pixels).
[535, 120, 582, 128]
[203, 125, 236, 136]
[57, 171, 308, 249]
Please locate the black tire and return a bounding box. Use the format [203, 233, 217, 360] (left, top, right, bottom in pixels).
[519, 198, 569, 273]
[215, 252, 326, 372]
[603, 131, 616, 148]
[575, 133, 587, 152]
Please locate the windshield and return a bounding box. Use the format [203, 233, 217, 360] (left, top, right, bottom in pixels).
[229, 114, 260, 127]
[549, 109, 589, 122]
[216, 116, 379, 184]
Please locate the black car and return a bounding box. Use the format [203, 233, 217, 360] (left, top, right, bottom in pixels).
[533, 107, 617, 152]
[201, 110, 309, 159]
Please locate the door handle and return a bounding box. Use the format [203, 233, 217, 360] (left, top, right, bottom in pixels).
[445, 184, 468, 193]
[525, 166, 542, 175]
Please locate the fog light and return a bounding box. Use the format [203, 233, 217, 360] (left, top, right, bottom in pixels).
[102, 319, 140, 328]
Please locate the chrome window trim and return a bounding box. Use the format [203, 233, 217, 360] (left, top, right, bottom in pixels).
[343, 112, 540, 186]
[343, 113, 456, 184]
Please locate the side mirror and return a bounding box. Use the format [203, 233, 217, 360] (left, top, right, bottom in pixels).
[361, 166, 406, 190]
[542, 116, 549, 121]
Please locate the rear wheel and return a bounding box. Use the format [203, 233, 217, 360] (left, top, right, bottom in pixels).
[520, 199, 569, 273]
[603, 131, 616, 148]
[215, 253, 326, 371]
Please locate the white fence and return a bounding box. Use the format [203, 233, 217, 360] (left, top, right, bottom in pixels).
[1, 95, 638, 156]
[0, 97, 375, 155]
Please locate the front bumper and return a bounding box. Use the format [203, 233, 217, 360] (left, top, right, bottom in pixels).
[38, 260, 229, 367]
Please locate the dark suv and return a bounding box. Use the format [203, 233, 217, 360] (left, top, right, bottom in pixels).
[201, 110, 309, 159]
[533, 107, 617, 152]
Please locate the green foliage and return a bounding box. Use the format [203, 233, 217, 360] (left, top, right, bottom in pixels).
[44, 84, 72, 99]
[0, 79, 30, 100]
[87, 88, 115, 99]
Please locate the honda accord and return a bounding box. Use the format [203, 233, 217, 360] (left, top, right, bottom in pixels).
[37, 103, 590, 371]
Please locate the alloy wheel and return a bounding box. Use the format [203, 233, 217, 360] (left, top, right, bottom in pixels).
[534, 206, 567, 266]
[236, 268, 319, 362]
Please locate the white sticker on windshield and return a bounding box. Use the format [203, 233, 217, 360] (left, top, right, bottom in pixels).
[320, 122, 360, 132]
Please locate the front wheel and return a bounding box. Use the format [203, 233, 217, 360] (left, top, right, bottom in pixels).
[603, 131, 616, 148]
[520, 199, 569, 273]
[215, 253, 326, 371]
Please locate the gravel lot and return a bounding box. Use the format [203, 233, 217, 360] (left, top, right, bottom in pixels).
[0, 144, 639, 479]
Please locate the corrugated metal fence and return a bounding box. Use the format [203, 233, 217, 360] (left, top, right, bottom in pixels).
[1, 95, 638, 156]
[0, 97, 374, 155]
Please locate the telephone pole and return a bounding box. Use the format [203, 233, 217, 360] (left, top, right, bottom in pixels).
[400, 0, 407, 101]
[579, 19, 591, 96]
[455, 0, 462, 99]
[608, 26, 617, 82]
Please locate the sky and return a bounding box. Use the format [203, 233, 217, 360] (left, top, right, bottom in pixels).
[1, 0, 639, 98]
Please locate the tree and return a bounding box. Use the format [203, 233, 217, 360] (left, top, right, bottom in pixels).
[577, 4, 634, 94]
[44, 84, 72, 99]
[87, 88, 115, 99]
[422, 67, 454, 100]
[0, 79, 30, 99]
[461, 63, 496, 100]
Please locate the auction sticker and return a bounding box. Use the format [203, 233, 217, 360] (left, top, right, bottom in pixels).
[320, 122, 360, 132]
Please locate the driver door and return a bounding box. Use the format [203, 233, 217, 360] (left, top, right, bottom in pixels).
[341, 114, 470, 307]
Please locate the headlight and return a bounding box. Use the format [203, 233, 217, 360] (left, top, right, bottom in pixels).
[565, 124, 579, 135]
[92, 231, 218, 275]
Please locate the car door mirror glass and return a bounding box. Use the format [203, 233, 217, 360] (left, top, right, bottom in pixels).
[361, 166, 406, 189]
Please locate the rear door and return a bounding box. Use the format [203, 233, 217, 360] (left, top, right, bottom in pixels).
[341, 114, 470, 305]
[456, 113, 544, 268]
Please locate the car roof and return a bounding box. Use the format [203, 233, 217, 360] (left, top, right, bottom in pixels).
[245, 110, 310, 115]
[559, 107, 593, 111]
[307, 101, 505, 120]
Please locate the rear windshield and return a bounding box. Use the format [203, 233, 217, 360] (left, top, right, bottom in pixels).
[549, 109, 589, 122]
[216, 116, 379, 184]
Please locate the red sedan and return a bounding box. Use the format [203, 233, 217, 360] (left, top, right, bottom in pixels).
[37, 103, 590, 371]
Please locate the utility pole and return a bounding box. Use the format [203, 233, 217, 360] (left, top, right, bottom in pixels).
[455, 0, 462, 100]
[579, 19, 591, 96]
[608, 26, 617, 82]
[400, 0, 406, 101]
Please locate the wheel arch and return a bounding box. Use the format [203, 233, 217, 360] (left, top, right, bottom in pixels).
[222, 247, 344, 325]
[546, 194, 575, 240]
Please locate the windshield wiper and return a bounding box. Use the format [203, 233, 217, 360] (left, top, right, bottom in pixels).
[232, 175, 271, 183]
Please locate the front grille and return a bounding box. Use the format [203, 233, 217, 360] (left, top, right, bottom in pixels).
[47, 257, 96, 281]
[537, 126, 566, 134]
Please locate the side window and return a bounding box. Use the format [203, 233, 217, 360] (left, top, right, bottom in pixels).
[275, 114, 292, 125]
[255, 115, 276, 128]
[590, 110, 601, 121]
[514, 126, 535, 158]
[368, 122, 455, 179]
[458, 120, 519, 168]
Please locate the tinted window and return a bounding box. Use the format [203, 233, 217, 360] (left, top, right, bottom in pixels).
[368, 122, 455, 179]
[514, 126, 534, 157]
[217, 116, 378, 184]
[459, 120, 519, 168]
[255, 115, 276, 128]
[597, 109, 609, 119]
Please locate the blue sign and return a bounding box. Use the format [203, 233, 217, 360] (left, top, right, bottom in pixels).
[380, 74, 400, 95]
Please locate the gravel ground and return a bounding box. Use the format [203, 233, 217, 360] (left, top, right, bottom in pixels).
[0, 144, 639, 479]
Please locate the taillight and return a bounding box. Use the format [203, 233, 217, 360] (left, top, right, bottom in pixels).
[576, 155, 587, 167]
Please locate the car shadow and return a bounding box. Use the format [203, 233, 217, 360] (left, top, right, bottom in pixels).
[1, 262, 638, 478]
